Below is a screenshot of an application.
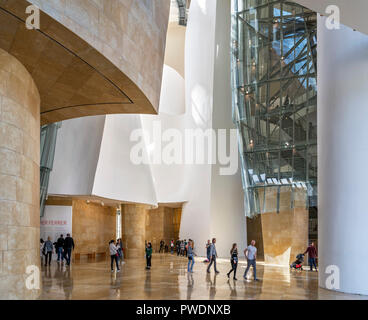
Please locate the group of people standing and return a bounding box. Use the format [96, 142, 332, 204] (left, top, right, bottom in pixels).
[40, 233, 75, 266]
[144, 239, 195, 272]
[175, 239, 190, 257]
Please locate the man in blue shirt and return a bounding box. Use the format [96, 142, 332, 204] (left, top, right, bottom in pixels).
[206, 238, 219, 274]
[243, 240, 259, 281]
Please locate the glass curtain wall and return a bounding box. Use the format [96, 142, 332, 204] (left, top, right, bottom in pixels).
[231, 0, 317, 217]
[40, 123, 60, 217]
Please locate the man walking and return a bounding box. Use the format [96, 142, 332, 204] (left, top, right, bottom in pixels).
[304, 242, 318, 271]
[243, 240, 259, 281]
[63, 233, 75, 266]
[56, 234, 65, 262]
[207, 238, 219, 274]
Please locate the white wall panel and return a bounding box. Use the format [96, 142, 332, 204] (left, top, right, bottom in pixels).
[92, 114, 157, 205]
[48, 115, 105, 195]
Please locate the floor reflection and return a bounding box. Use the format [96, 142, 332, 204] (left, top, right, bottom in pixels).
[38, 254, 368, 300]
[186, 273, 194, 300]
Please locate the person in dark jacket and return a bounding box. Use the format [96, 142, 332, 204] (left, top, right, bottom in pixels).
[304, 242, 318, 271]
[159, 240, 164, 253]
[145, 242, 153, 269]
[55, 234, 65, 262]
[63, 233, 75, 266]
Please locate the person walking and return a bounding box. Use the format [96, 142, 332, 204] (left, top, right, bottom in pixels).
[207, 238, 219, 273]
[109, 240, 120, 272]
[63, 233, 75, 266]
[205, 240, 211, 262]
[43, 236, 54, 266]
[187, 240, 195, 273]
[55, 234, 65, 262]
[243, 240, 259, 281]
[304, 242, 318, 271]
[146, 242, 153, 269]
[227, 243, 239, 280]
[170, 240, 174, 254]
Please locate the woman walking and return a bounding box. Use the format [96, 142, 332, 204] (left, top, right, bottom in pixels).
[187, 240, 195, 273]
[109, 240, 120, 272]
[227, 243, 238, 280]
[146, 242, 153, 269]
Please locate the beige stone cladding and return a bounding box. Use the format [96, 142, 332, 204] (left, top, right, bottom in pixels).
[0, 49, 41, 299]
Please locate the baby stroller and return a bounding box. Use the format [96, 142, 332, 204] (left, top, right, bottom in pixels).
[290, 253, 304, 271]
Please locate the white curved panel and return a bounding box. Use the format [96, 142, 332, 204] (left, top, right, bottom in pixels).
[140, 113, 189, 203]
[318, 16, 368, 295]
[159, 65, 186, 115]
[210, 0, 246, 258]
[179, 0, 216, 256]
[92, 114, 157, 205]
[179, 0, 246, 258]
[48, 115, 105, 196]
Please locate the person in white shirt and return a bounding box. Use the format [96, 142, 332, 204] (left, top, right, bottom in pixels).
[243, 240, 258, 281]
[109, 240, 120, 272]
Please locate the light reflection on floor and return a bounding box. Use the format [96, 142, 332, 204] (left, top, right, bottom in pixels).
[39, 254, 368, 300]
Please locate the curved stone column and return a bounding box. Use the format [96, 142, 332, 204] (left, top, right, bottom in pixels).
[121, 204, 147, 259]
[0, 49, 40, 299]
[318, 17, 368, 295]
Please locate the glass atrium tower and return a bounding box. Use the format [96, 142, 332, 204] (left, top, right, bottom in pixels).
[231, 0, 317, 217]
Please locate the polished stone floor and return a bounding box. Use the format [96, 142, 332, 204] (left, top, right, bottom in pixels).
[39, 254, 368, 300]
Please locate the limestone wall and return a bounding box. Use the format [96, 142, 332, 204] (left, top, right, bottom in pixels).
[247, 188, 309, 266]
[0, 49, 40, 299]
[145, 206, 181, 252]
[29, 0, 171, 112]
[72, 199, 116, 257]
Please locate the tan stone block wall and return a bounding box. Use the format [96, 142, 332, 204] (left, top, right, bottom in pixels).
[246, 215, 264, 260]
[260, 208, 309, 266]
[0, 49, 40, 299]
[121, 204, 147, 259]
[122, 204, 181, 257]
[29, 0, 171, 111]
[247, 189, 309, 266]
[145, 206, 181, 252]
[146, 206, 164, 252]
[72, 199, 116, 257]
